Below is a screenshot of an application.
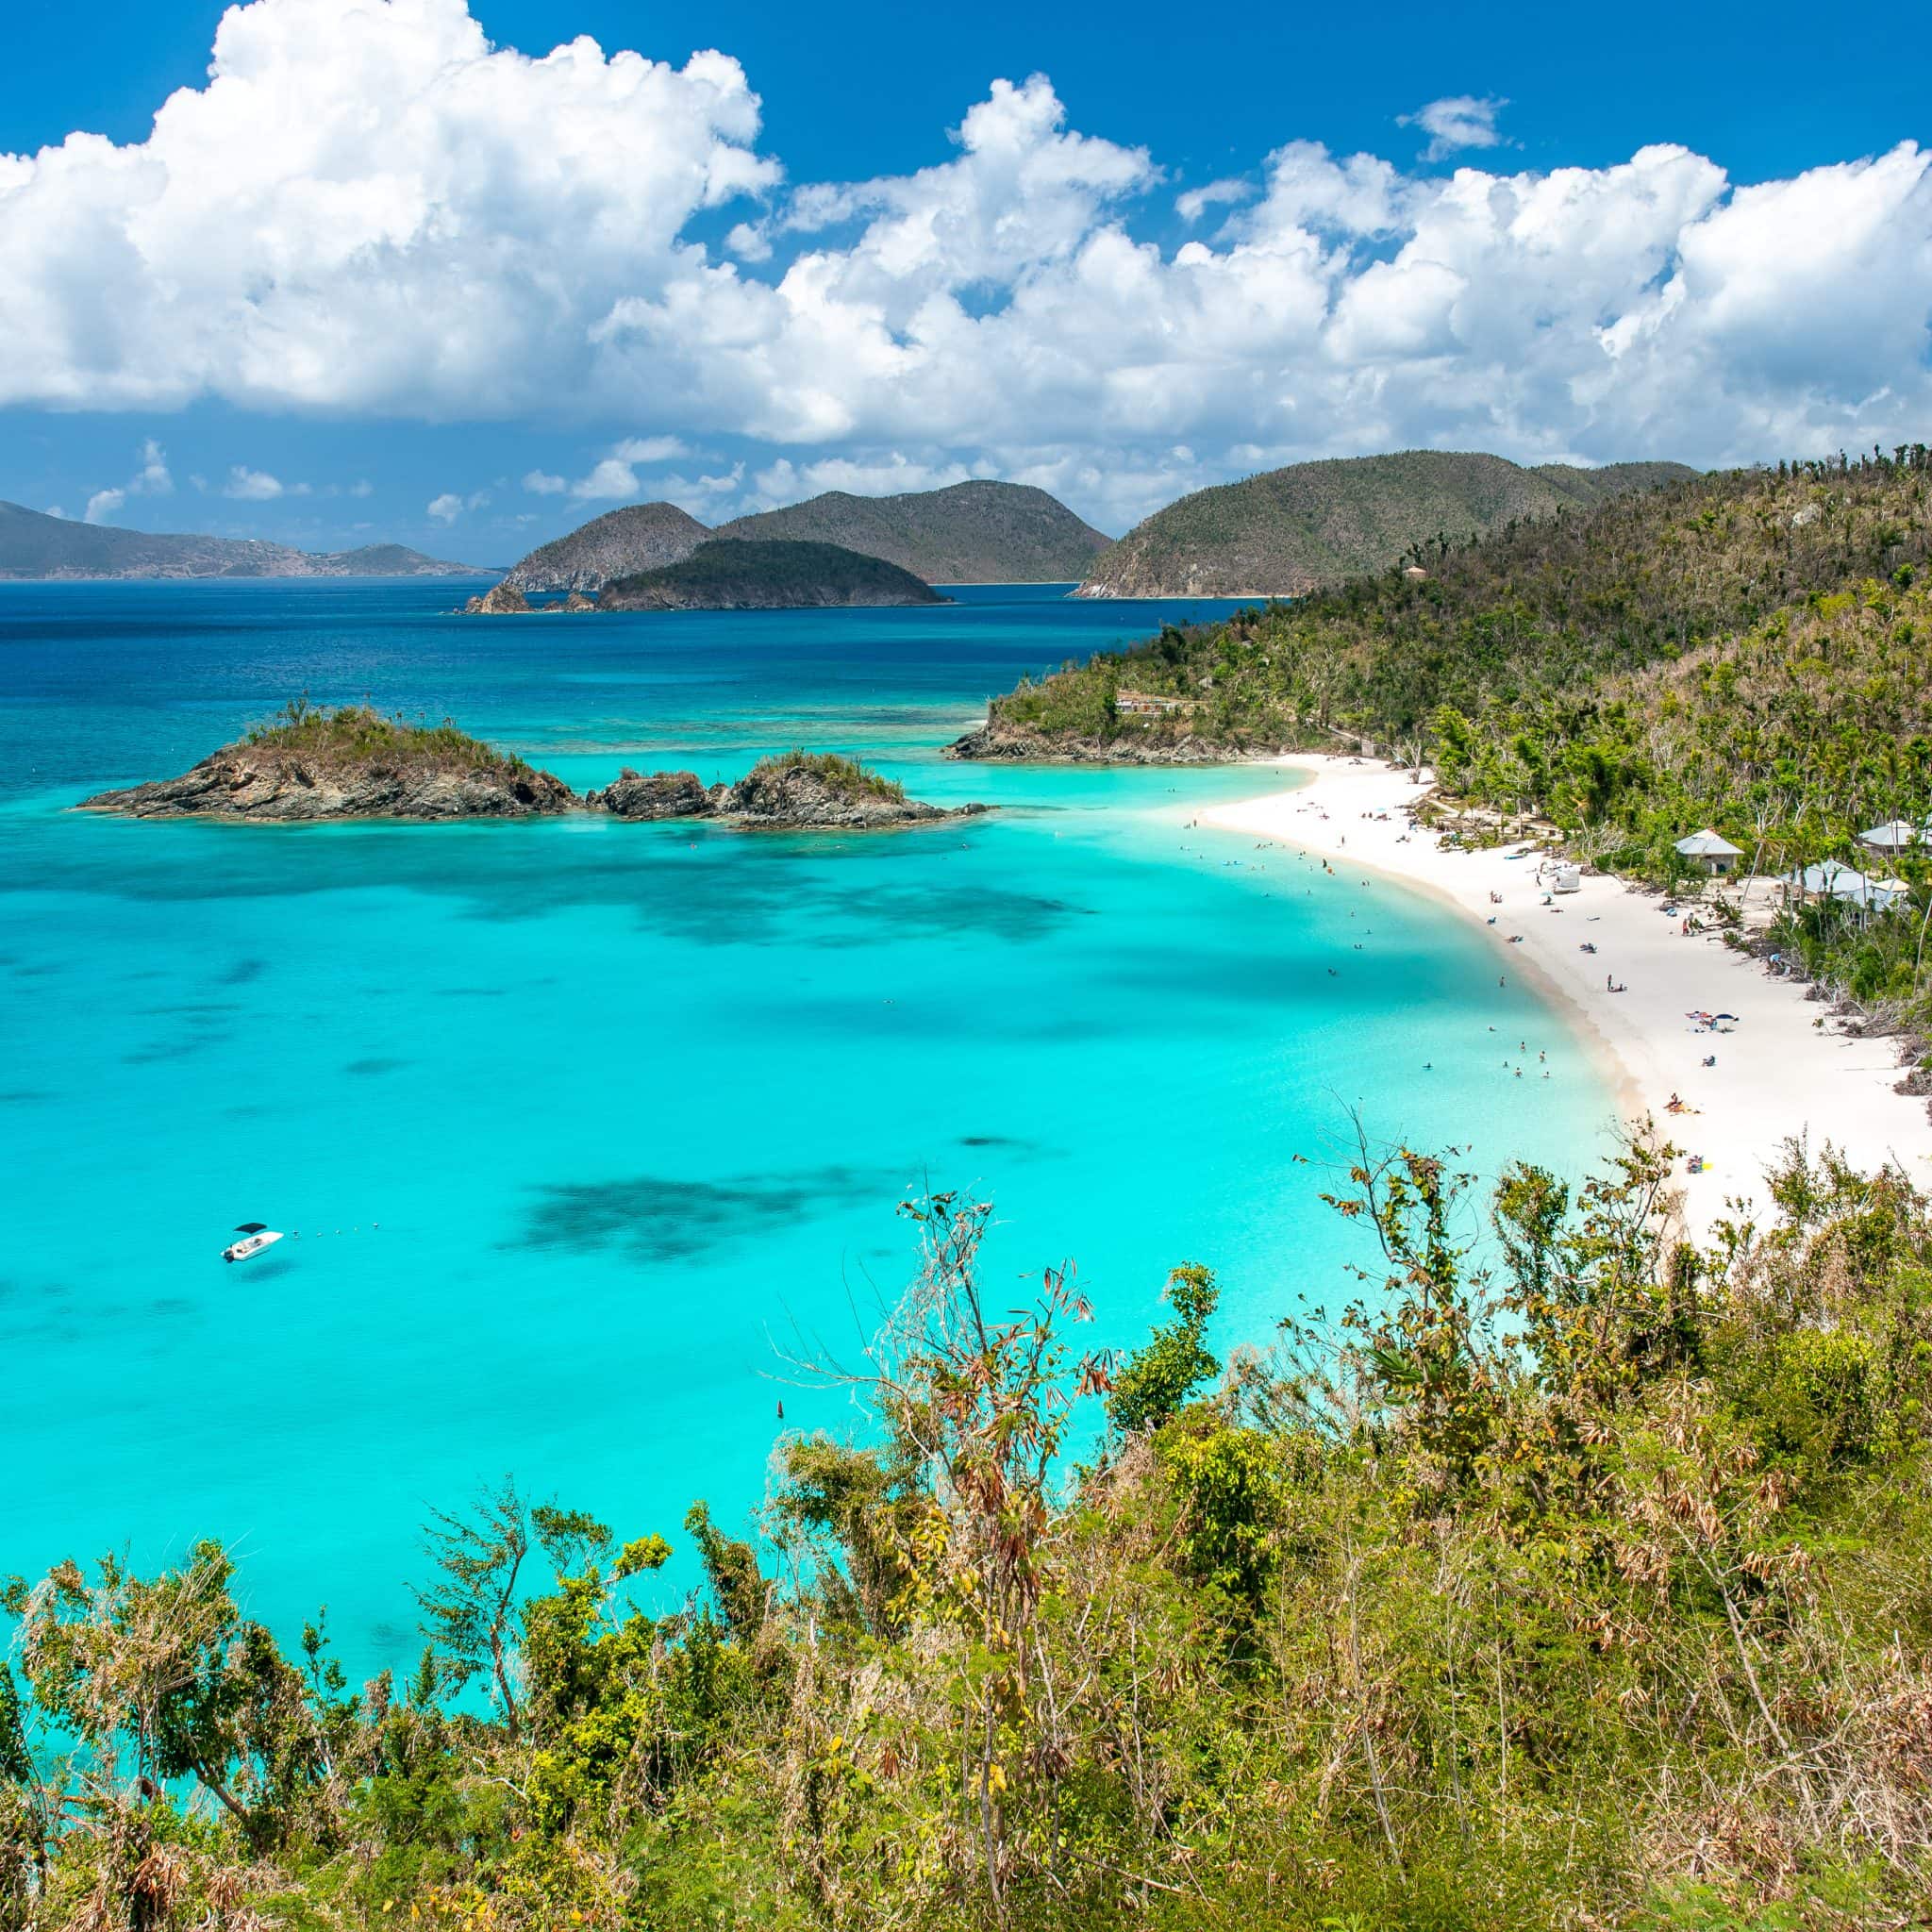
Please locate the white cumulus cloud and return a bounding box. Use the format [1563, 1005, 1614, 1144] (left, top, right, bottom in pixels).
[1175, 178, 1254, 224]
[565, 436, 693, 499]
[1398, 94, 1510, 161]
[84, 489, 125, 524]
[3, 0, 1930, 519]
[224, 466, 285, 500]
[132, 438, 172, 494]
[0, 0, 776, 417]
[426, 492, 464, 523]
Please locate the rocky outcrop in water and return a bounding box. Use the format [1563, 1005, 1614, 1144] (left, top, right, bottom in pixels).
[719, 758, 979, 827]
[591, 769, 724, 820]
[459, 585, 600, 614]
[81, 744, 578, 821]
[462, 583, 532, 614]
[590, 758, 984, 828]
[81, 713, 984, 830]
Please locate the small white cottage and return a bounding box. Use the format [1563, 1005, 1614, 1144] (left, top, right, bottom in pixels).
[1674, 828, 1742, 875]
[1857, 820, 1922, 858]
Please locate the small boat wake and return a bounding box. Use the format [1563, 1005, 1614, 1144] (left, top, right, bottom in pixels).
[222, 1222, 285, 1264]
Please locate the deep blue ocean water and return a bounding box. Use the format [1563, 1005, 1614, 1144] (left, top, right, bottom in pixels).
[1, 579, 1615, 1663]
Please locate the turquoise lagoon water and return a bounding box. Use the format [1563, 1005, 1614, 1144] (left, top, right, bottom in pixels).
[1, 579, 1615, 1662]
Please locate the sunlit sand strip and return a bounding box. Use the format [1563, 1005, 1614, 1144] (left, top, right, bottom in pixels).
[1202, 754, 1930, 1239]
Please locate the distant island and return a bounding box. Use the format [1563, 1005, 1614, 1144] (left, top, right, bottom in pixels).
[1074, 451, 1697, 598]
[599, 539, 943, 611]
[79, 703, 980, 828]
[498, 502, 710, 594]
[0, 501, 486, 580]
[715, 479, 1110, 583]
[491, 481, 1108, 595]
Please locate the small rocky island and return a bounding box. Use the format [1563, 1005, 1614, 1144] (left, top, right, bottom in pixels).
[79, 702, 579, 820]
[593, 750, 982, 829]
[599, 539, 943, 611]
[458, 585, 595, 615]
[80, 705, 982, 829]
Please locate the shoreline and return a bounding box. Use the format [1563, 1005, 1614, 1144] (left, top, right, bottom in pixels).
[1199, 754, 1930, 1239]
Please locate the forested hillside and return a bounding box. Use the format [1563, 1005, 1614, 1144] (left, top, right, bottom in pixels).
[601, 538, 942, 609]
[8, 1139, 1932, 1929]
[1074, 452, 1695, 597]
[968, 449, 1932, 1018]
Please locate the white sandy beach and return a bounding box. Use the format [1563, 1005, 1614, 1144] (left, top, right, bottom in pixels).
[1202, 755, 1929, 1239]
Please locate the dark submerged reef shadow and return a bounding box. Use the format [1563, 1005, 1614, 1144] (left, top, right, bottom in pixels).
[511, 1166, 891, 1266]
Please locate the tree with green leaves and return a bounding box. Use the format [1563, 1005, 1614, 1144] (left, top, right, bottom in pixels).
[1106, 1262, 1221, 1435]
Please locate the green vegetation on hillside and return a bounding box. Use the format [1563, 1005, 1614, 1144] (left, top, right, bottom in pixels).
[746, 748, 908, 803]
[499, 503, 710, 593]
[603, 539, 941, 609]
[991, 448, 1932, 1019]
[717, 480, 1110, 583]
[8, 1135, 1932, 1929]
[242, 699, 532, 774]
[1078, 452, 1695, 596]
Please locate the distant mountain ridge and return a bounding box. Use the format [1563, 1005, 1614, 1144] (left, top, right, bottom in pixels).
[1076, 453, 1698, 598]
[498, 502, 709, 593]
[495, 481, 1109, 594]
[0, 501, 484, 580]
[714, 481, 1110, 583]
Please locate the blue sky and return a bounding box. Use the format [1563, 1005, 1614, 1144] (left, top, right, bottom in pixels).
[3, 0, 1928, 559]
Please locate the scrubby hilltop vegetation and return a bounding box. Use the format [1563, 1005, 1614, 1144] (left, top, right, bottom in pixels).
[1075, 451, 1695, 597]
[8, 1136, 1932, 1929]
[999, 449, 1932, 758]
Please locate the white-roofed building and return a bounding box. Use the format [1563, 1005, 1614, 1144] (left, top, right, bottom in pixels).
[1674, 828, 1743, 874]
[1857, 819, 1922, 856]
[1784, 860, 1910, 914]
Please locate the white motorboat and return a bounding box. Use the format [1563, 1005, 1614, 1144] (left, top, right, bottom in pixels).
[223, 1222, 285, 1263]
